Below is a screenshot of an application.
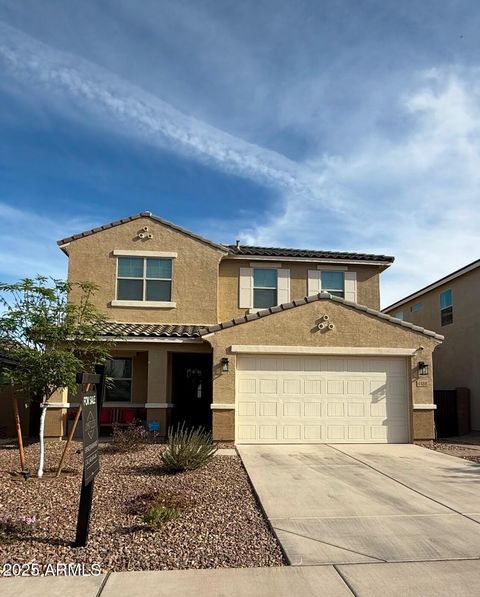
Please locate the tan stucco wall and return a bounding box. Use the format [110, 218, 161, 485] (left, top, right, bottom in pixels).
[206, 299, 439, 442]
[0, 386, 30, 439]
[385, 267, 480, 429]
[65, 217, 224, 325]
[218, 260, 382, 321]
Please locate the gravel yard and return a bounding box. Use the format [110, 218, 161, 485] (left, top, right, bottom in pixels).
[422, 437, 480, 464]
[0, 441, 285, 572]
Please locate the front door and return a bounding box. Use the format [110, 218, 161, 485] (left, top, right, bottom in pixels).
[171, 353, 213, 431]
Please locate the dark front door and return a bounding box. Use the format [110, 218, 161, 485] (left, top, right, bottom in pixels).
[171, 353, 213, 431]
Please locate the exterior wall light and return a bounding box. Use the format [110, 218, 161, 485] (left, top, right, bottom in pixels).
[221, 357, 229, 373]
[418, 361, 429, 376]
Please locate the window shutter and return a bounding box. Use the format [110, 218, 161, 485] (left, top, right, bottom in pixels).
[308, 270, 321, 296]
[277, 269, 290, 305]
[239, 268, 253, 308]
[344, 271, 357, 303]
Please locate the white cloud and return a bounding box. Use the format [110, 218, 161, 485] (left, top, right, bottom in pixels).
[0, 20, 319, 202]
[0, 203, 94, 281]
[1, 19, 478, 311]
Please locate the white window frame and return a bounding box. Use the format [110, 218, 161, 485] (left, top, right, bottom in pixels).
[320, 270, 345, 298]
[105, 357, 133, 403]
[253, 268, 278, 309]
[112, 255, 176, 308]
[440, 289, 453, 326]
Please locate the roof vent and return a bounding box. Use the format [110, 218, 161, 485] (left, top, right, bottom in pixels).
[235, 239, 240, 248]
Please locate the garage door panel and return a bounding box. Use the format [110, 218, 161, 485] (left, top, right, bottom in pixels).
[283, 378, 302, 394]
[236, 356, 409, 444]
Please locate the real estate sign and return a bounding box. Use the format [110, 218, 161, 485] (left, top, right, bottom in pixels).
[81, 390, 99, 485]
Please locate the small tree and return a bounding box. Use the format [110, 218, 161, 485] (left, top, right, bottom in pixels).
[0, 277, 110, 477]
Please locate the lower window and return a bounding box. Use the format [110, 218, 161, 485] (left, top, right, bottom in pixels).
[105, 358, 132, 402]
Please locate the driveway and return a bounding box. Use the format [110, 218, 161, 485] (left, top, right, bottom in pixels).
[237, 444, 480, 566]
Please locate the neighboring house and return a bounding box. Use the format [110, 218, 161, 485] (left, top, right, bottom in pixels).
[48, 211, 443, 444]
[383, 259, 480, 431]
[0, 351, 30, 439]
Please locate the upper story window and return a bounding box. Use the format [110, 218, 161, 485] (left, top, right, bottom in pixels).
[253, 268, 278, 308]
[411, 302, 423, 313]
[239, 266, 290, 310]
[105, 358, 132, 402]
[308, 269, 357, 302]
[440, 289, 453, 326]
[320, 271, 345, 298]
[117, 256, 172, 302]
[394, 311, 404, 320]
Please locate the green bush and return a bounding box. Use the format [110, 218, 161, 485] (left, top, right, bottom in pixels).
[161, 423, 217, 472]
[111, 421, 148, 452]
[143, 505, 179, 528]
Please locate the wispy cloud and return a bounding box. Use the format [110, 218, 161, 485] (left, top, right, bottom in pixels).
[0, 20, 319, 201]
[242, 68, 480, 307]
[1, 19, 479, 309]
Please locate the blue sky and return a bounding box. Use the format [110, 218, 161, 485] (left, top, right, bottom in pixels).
[0, 1, 479, 307]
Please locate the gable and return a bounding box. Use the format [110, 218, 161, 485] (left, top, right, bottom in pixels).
[57, 211, 228, 255]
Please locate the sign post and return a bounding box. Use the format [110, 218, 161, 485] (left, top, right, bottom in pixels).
[74, 369, 105, 548]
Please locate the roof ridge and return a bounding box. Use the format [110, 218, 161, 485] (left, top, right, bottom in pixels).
[226, 244, 394, 262]
[198, 293, 444, 340]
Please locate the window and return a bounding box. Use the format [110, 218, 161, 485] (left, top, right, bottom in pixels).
[117, 257, 172, 302]
[321, 271, 345, 298]
[411, 302, 423, 313]
[440, 289, 453, 326]
[395, 311, 404, 320]
[105, 358, 132, 402]
[253, 268, 277, 308]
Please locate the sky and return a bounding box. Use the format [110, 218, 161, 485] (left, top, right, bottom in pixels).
[0, 0, 479, 308]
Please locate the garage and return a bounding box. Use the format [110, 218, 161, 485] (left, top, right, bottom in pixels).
[235, 355, 410, 444]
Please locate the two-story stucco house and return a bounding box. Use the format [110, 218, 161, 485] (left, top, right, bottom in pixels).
[50, 211, 443, 444]
[383, 259, 480, 432]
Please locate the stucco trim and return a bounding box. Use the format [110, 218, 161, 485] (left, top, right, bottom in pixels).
[227, 255, 391, 266]
[110, 300, 177, 308]
[144, 403, 175, 408]
[200, 292, 444, 341]
[229, 345, 418, 356]
[210, 403, 235, 410]
[113, 250, 178, 258]
[413, 404, 437, 410]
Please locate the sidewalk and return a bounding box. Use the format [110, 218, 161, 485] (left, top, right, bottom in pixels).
[2, 560, 480, 597]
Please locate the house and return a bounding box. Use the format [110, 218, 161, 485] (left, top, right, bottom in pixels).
[47, 211, 442, 444]
[383, 259, 480, 432]
[0, 351, 30, 440]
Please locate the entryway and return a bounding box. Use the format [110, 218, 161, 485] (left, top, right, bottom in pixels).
[171, 353, 212, 431]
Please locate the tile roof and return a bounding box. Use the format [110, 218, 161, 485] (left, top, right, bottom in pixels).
[57, 212, 229, 253]
[56, 211, 393, 264]
[227, 245, 394, 263]
[198, 292, 444, 341]
[100, 322, 205, 338]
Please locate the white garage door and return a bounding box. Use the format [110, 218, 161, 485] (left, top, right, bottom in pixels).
[236, 355, 409, 444]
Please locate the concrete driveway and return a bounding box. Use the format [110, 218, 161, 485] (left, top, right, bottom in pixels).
[237, 444, 480, 566]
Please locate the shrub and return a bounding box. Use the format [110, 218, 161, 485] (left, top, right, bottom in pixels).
[111, 421, 148, 452]
[0, 515, 36, 544]
[143, 505, 179, 529]
[161, 423, 217, 472]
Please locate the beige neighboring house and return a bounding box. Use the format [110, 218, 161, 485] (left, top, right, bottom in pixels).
[383, 259, 480, 431]
[46, 211, 443, 444]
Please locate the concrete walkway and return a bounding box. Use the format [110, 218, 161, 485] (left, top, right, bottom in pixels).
[3, 560, 480, 596]
[237, 444, 480, 565]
